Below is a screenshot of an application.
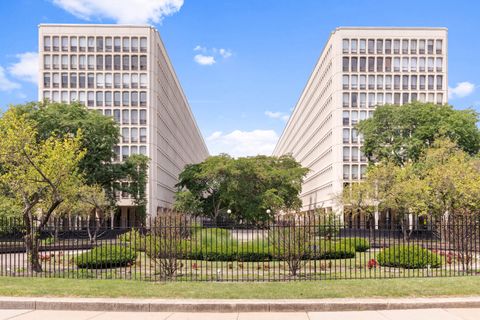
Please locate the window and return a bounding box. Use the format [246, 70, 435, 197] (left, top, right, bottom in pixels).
[87, 37, 95, 52]
[44, 36, 51, 51]
[79, 92, 86, 105]
[436, 75, 443, 90]
[131, 146, 138, 155]
[359, 57, 366, 72]
[87, 73, 94, 88]
[122, 92, 129, 106]
[360, 165, 367, 179]
[368, 93, 375, 107]
[131, 110, 138, 124]
[131, 37, 138, 52]
[96, 91, 103, 107]
[376, 57, 383, 72]
[131, 92, 138, 106]
[385, 57, 392, 72]
[95, 74, 104, 88]
[140, 74, 147, 88]
[52, 36, 59, 51]
[435, 39, 442, 54]
[343, 129, 350, 143]
[140, 109, 147, 125]
[437, 93, 444, 105]
[105, 37, 112, 52]
[394, 93, 401, 105]
[402, 57, 408, 72]
[114, 91, 121, 106]
[70, 55, 77, 69]
[61, 36, 68, 51]
[343, 165, 350, 180]
[368, 39, 374, 54]
[122, 128, 129, 143]
[394, 75, 400, 90]
[343, 93, 349, 107]
[114, 55, 121, 70]
[105, 73, 113, 88]
[122, 55, 129, 70]
[411, 93, 418, 102]
[402, 39, 409, 54]
[393, 39, 400, 54]
[52, 55, 59, 69]
[351, 75, 357, 89]
[351, 147, 359, 161]
[436, 57, 443, 72]
[122, 110, 129, 124]
[377, 93, 384, 105]
[79, 37, 86, 52]
[419, 40, 426, 54]
[343, 147, 350, 161]
[402, 93, 409, 104]
[61, 73, 68, 88]
[360, 94, 366, 108]
[393, 57, 400, 72]
[87, 91, 94, 107]
[70, 91, 77, 102]
[79, 73, 85, 88]
[114, 73, 121, 88]
[342, 57, 349, 72]
[419, 57, 426, 71]
[385, 39, 392, 54]
[105, 55, 112, 70]
[44, 55, 51, 69]
[386, 93, 392, 104]
[140, 37, 147, 52]
[96, 55, 103, 70]
[427, 39, 434, 54]
[385, 75, 392, 89]
[140, 91, 147, 106]
[411, 39, 417, 54]
[342, 111, 349, 125]
[368, 75, 375, 89]
[139, 146, 147, 155]
[411, 57, 417, 71]
[359, 39, 366, 53]
[368, 57, 374, 72]
[131, 128, 138, 143]
[52, 73, 59, 88]
[123, 37, 130, 52]
[132, 73, 139, 88]
[140, 128, 147, 143]
[43, 73, 51, 87]
[359, 75, 366, 89]
[351, 39, 357, 53]
[411, 75, 417, 90]
[96, 37, 103, 52]
[87, 55, 94, 69]
[402, 75, 409, 90]
[351, 93, 358, 108]
[70, 73, 77, 88]
[428, 57, 434, 72]
[122, 146, 129, 161]
[61, 91, 68, 103]
[376, 75, 383, 89]
[52, 91, 60, 102]
[376, 39, 383, 54]
[114, 37, 121, 52]
[351, 129, 358, 143]
[419, 75, 426, 90]
[79, 55, 86, 69]
[113, 146, 120, 161]
[140, 55, 147, 70]
[351, 111, 358, 125]
[122, 74, 130, 88]
[105, 91, 112, 106]
[131, 55, 138, 70]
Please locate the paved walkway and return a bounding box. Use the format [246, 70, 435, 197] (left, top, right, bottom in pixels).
[0, 308, 479, 319]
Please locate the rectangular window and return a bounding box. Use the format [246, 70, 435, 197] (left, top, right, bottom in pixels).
[351, 39, 357, 53]
[122, 55, 130, 70]
[385, 39, 392, 54]
[351, 111, 358, 125]
[43, 73, 51, 87]
[351, 147, 359, 161]
[386, 93, 392, 104]
[359, 57, 366, 72]
[105, 37, 112, 52]
[368, 75, 375, 89]
[114, 73, 121, 88]
[140, 91, 147, 106]
[368, 39, 374, 54]
[140, 128, 147, 143]
[131, 110, 138, 124]
[376, 75, 383, 89]
[96, 91, 103, 107]
[411, 57, 417, 71]
[79, 55, 86, 69]
[139, 146, 147, 155]
[70, 55, 77, 69]
[435, 39, 442, 54]
[87, 91, 94, 107]
[352, 165, 359, 180]
[114, 91, 121, 106]
[52, 73, 59, 88]
[385, 75, 392, 89]
[61, 73, 68, 88]
[343, 129, 350, 143]
[393, 57, 400, 72]
[419, 39, 426, 54]
[123, 37, 130, 52]
[343, 111, 350, 125]
[96, 37, 103, 52]
[79, 73, 85, 88]
[44, 36, 51, 51]
[351, 93, 358, 108]
[393, 39, 400, 54]
[61, 91, 68, 103]
[122, 146, 129, 161]
[104, 55, 112, 70]
[140, 109, 147, 125]
[105, 91, 112, 106]
[359, 39, 366, 53]
[359, 75, 366, 89]
[394, 75, 400, 90]
[140, 55, 147, 70]
[52, 36, 59, 51]
[436, 57, 443, 72]
[351, 128, 358, 143]
[105, 73, 113, 88]
[44, 55, 51, 69]
[96, 73, 104, 88]
[87, 55, 95, 69]
[87, 73, 94, 88]
[96, 55, 103, 70]
[131, 37, 139, 52]
[131, 92, 138, 106]
[411, 75, 417, 90]
[377, 93, 384, 105]
[131, 55, 138, 70]
[343, 93, 349, 107]
[436, 75, 443, 90]
[122, 92, 129, 106]
[61, 36, 68, 51]
[419, 57, 426, 71]
[437, 93, 444, 105]
[79, 91, 86, 105]
[70, 91, 77, 102]
[52, 55, 59, 69]
[87, 37, 95, 52]
[343, 147, 350, 161]
[402, 93, 409, 104]
[70, 73, 77, 88]
[79, 37, 86, 52]
[114, 37, 121, 52]
[427, 39, 434, 54]
[394, 93, 401, 105]
[360, 93, 366, 108]
[140, 74, 147, 88]
[114, 55, 121, 70]
[121, 110, 130, 124]
[376, 39, 383, 53]
[419, 75, 426, 90]
[132, 73, 139, 88]
[410, 39, 417, 54]
[385, 57, 391, 72]
[351, 75, 358, 89]
[140, 37, 147, 52]
[342, 57, 349, 72]
[131, 128, 138, 143]
[402, 75, 409, 90]
[376, 57, 383, 72]
[122, 128, 129, 143]
[368, 93, 375, 107]
[402, 57, 409, 72]
[428, 57, 434, 72]
[402, 39, 409, 54]
[123, 74, 130, 88]
[368, 57, 374, 72]
[343, 165, 350, 180]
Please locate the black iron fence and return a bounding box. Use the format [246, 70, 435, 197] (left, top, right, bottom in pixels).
[0, 214, 479, 281]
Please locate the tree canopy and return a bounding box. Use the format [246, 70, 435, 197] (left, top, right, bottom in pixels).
[357, 102, 480, 166]
[174, 154, 308, 224]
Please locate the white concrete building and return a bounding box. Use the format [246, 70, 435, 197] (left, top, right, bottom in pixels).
[38, 24, 209, 225]
[273, 27, 448, 221]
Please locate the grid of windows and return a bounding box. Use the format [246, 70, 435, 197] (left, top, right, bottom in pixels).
[341, 37, 446, 181]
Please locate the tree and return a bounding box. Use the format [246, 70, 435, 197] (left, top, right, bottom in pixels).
[357, 102, 480, 166]
[0, 110, 85, 272]
[119, 154, 149, 221]
[174, 154, 308, 224]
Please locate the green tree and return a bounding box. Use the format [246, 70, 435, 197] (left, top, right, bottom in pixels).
[119, 154, 149, 221]
[0, 110, 85, 272]
[357, 102, 480, 166]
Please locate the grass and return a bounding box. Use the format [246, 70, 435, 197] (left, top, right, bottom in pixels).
[1, 276, 480, 299]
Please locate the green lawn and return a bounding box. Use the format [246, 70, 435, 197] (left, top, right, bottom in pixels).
[1, 276, 480, 299]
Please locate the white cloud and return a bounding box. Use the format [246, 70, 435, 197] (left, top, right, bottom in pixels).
[194, 54, 216, 66]
[449, 82, 475, 99]
[193, 45, 206, 52]
[265, 110, 289, 122]
[8, 52, 39, 84]
[218, 48, 232, 58]
[206, 129, 279, 157]
[0, 66, 20, 91]
[51, 0, 183, 24]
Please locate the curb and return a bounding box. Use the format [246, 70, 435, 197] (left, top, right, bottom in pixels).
[1, 297, 480, 312]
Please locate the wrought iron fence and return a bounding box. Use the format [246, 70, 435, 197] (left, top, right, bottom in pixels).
[0, 214, 479, 281]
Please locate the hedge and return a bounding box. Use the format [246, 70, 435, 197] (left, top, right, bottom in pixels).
[338, 237, 370, 252]
[76, 244, 137, 269]
[376, 245, 442, 269]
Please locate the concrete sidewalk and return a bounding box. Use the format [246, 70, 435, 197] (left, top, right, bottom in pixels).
[1, 296, 480, 313]
[0, 309, 479, 320]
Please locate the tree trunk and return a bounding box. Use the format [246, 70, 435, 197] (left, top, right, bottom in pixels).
[23, 214, 42, 273]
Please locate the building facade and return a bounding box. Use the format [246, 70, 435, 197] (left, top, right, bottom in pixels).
[273, 27, 448, 223]
[38, 24, 209, 225]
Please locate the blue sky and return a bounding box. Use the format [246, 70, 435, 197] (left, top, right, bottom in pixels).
[0, 0, 479, 156]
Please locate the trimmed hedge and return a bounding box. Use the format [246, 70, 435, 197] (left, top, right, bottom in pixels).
[309, 240, 356, 259]
[338, 238, 370, 252]
[76, 244, 137, 269]
[376, 245, 442, 269]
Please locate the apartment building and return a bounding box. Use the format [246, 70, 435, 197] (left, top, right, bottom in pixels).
[273, 27, 448, 225]
[38, 24, 209, 226]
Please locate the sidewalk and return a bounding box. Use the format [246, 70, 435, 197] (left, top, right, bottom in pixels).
[1, 296, 480, 312]
[0, 308, 478, 320]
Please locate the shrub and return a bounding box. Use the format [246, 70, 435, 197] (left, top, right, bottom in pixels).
[310, 240, 356, 259]
[376, 245, 442, 269]
[76, 244, 137, 269]
[317, 212, 340, 240]
[118, 228, 146, 251]
[338, 237, 370, 252]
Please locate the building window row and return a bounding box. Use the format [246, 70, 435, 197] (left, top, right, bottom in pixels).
[43, 72, 148, 89]
[342, 56, 443, 73]
[114, 145, 147, 162]
[104, 109, 147, 125]
[343, 164, 368, 180]
[341, 110, 372, 125]
[121, 127, 148, 143]
[42, 90, 147, 108]
[43, 36, 148, 53]
[343, 146, 367, 162]
[342, 38, 443, 55]
[342, 92, 444, 110]
[43, 54, 147, 71]
[342, 74, 444, 91]
[342, 128, 363, 144]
